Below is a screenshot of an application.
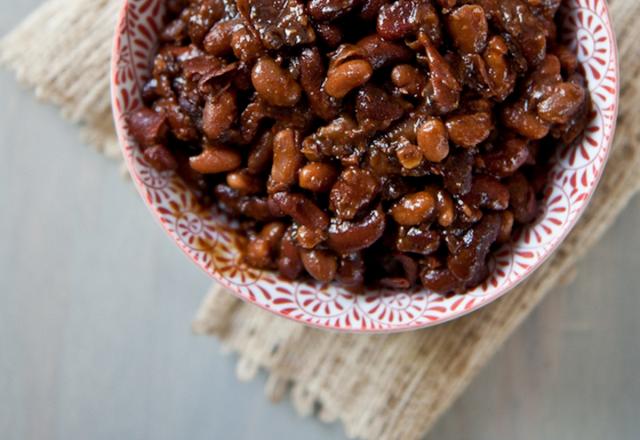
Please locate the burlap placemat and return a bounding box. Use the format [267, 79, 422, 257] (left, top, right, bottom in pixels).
[2, 0, 639, 438]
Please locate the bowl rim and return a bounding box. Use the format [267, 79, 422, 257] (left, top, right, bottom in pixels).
[110, 0, 620, 333]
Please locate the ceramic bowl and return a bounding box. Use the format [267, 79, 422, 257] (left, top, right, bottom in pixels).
[111, 0, 619, 332]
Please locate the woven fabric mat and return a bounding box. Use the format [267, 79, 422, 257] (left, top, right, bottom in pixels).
[2, 0, 640, 438]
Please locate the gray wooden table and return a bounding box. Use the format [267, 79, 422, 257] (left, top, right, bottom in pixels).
[1, 3, 639, 439]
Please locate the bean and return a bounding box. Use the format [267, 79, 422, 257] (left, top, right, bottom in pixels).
[447, 5, 488, 54]
[420, 36, 461, 114]
[396, 142, 423, 170]
[245, 221, 286, 268]
[391, 64, 427, 97]
[537, 82, 585, 124]
[507, 172, 538, 224]
[226, 169, 263, 195]
[143, 144, 178, 171]
[445, 112, 492, 148]
[483, 35, 515, 101]
[251, 57, 302, 107]
[268, 129, 304, 193]
[356, 35, 413, 70]
[296, 224, 328, 249]
[329, 167, 379, 220]
[420, 267, 461, 294]
[497, 210, 514, 243]
[278, 227, 303, 279]
[231, 26, 264, 63]
[190, 146, 242, 174]
[202, 89, 237, 140]
[483, 138, 530, 177]
[396, 225, 441, 255]
[238, 197, 274, 221]
[299, 162, 339, 192]
[324, 59, 373, 99]
[271, 192, 330, 231]
[299, 47, 340, 120]
[327, 206, 386, 253]
[307, 0, 362, 21]
[416, 117, 450, 163]
[391, 191, 436, 226]
[203, 20, 238, 56]
[300, 249, 338, 282]
[247, 130, 274, 174]
[502, 101, 550, 140]
[337, 253, 366, 290]
[128, 108, 167, 147]
[464, 175, 510, 211]
[314, 22, 343, 48]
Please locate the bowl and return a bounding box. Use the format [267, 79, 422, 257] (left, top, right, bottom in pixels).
[111, 0, 619, 332]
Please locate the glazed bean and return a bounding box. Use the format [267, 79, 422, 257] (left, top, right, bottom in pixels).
[483, 35, 516, 101]
[271, 192, 330, 231]
[300, 249, 338, 282]
[314, 22, 343, 48]
[396, 225, 441, 255]
[226, 169, 263, 194]
[442, 149, 473, 195]
[356, 84, 406, 131]
[483, 138, 530, 177]
[238, 197, 274, 221]
[330, 167, 379, 220]
[391, 191, 436, 226]
[336, 253, 366, 290]
[502, 101, 550, 140]
[307, 0, 362, 21]
[447, 212, 501, 282]
[128, 108, 167, 147]
[252, 57, 302, 107]
[420, 36, 461, 113]
[391, 64, 427, 97]
[324, 59, 373, 99]
[356, 35, 413, 70]
[447, 5, 488, 54]
[327, 206, 386, 253]
[278, 227, 303, 279]
[245, 221, 286, 268]
[190, 146, 242, 174]
[296, 224, 328, 249]
[143, 144, 178, 171]
[203, 20, 238, 56]
[507, 172, 538, 224]
[299, 47, 340, 120]
[396, 142, 424, 169]
[537, 82, 585, 124]
[268, 129, 304, 193]
[247, 130, 274, 174]
[377, 0, 440, 42]
[445, 112, 492, 148]
[299, 162, 339, 192]
[416, 117, 450, 163]
[465, 175, 510, 211]
[202, 89, 237, 140]
[420, 267, 461, 294]
[497, 210, 514, 243]
[426, 186, 456, 227]
[231, 26, 264, 63]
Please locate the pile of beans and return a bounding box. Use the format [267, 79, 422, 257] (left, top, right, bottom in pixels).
[129, 0, 590, 293]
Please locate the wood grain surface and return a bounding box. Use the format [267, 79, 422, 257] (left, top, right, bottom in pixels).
[1, 2, 639, 439]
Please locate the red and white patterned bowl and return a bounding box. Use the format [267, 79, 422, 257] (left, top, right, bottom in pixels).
[111, 0, 619, 332]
